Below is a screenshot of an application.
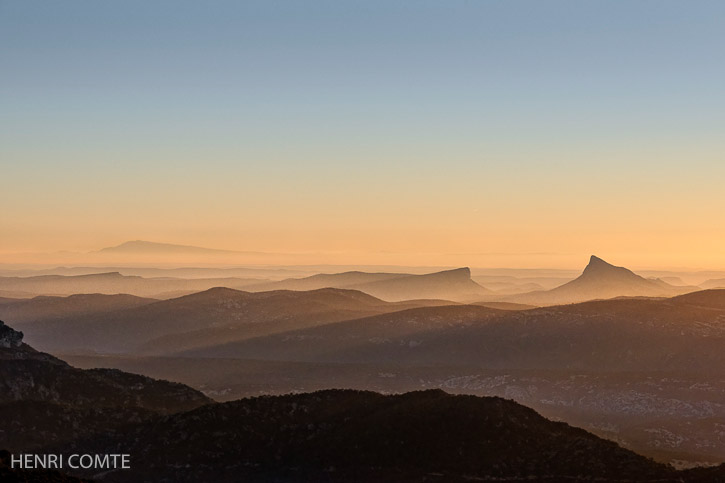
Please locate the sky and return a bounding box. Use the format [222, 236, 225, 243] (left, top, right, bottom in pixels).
[1, 1, 724, 269]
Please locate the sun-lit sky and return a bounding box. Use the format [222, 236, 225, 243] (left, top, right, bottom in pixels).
[1, 1, 724, 269]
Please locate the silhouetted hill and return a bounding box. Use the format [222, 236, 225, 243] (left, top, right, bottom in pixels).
[0, 320, 211, 451]
[351, 267, 491, 302]
[13, 287, 449, 354]
[473, 301, 536, 310]
[473, 274, 575, 292]
[97, 240, 239, 255]
[0, 272, 265, 298]
[0, 293, 156, 325]
[660, 276, 688, 286]
[703, 278, 725, 289]
[182, 292, 725, 375]
[0, 266, 314, 283]
[506, 256, 696, 305]
[248, 267, 490, 302]
[58, 389, 677, 482]
[248, 270, 406, 291]
[670, 289, 725, 309]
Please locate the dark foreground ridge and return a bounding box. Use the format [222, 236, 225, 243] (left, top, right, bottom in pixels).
[3, 319, 725, 482]
[55, 389, 722, 482]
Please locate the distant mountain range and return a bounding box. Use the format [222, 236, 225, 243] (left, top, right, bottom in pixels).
[1, 240, 310, 267]
[0, 271, 265, 299]
[0, 254, 707, 306]
[246, 267, 491, 302]
[5, 280, 723, 375]
[0, 265, 489, 302]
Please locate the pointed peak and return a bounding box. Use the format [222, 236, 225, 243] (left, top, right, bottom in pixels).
[581, 255, 636, 279]
[586, 255, 612, 268]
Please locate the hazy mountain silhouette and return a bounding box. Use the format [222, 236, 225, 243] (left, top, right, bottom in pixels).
[90, 240, 285, 264]
[0, 265, 307, 280]
[96, 240, 243, 255]
[0, 272, 265, 298]
[247, 270, 406, 291]
[0, 293, 156, 325]
[473, 301, 537, 310]
[660, 276, 688, 286]
[504, 255, 697, 305]
[11, 287, 453, 355]
[350, 267, 491, 302]
[481, 280, 547, 294]
[702, 278, 725, 290]
[248, 267, 490, 302]
[669, 288, 725, 309]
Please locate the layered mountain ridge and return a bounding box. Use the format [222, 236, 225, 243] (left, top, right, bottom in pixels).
[0, 287, 453, 354]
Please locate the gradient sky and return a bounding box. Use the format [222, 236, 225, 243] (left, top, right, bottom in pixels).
[2, 1, 724, 269]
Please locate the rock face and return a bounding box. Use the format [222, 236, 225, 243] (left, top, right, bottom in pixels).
[0, 320, 23, 348]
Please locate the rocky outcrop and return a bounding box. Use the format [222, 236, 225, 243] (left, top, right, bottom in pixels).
[0, 319, 213, 452]
[0, 320, 23, 348]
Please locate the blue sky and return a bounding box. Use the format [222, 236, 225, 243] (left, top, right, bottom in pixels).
[1, 1, 724, 268]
